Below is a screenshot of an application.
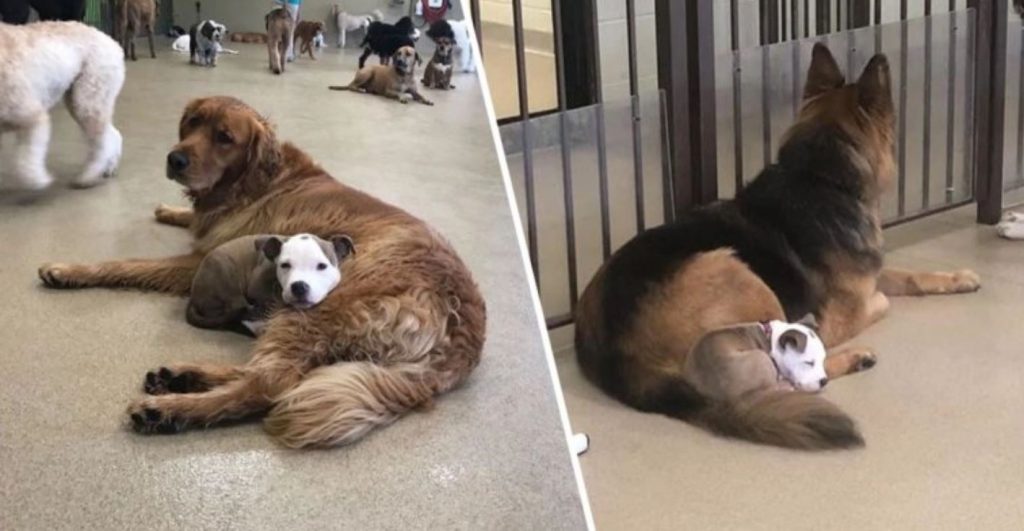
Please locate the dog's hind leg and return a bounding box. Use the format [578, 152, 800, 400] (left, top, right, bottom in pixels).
[12, 113, 54, 190]
[38, 252, 203, 294]
[358, 46, 371, 68]
[878, 267, 981, 296]
[146, 23, 156, 58]
[65, 67, 125, 188]
[268, 40, 282, 74]
[154, 204, 194, 227]
[143, 363, 245, 395]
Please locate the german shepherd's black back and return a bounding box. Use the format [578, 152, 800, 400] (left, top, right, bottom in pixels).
[575, 44, 895, 450]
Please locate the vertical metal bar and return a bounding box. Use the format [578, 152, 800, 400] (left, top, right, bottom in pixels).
[731, 0, 745, 190]
[835, 0, 841, 31]
[792, 0, 799, 40]
[510, 0, 538, 279]
[626, 0, 645, 232]
[1017, 26, 1024, 188]
[897, 0, 908, 217]
[550, 0, 578, 309]
[782, 0, 789, 41]
[660, 90, 675, 222]
[923, 0, 933, 210]
[946, 1, 959, 203]
[762, 45, 773, 166]
[964, 2, 976, 204]
[691, 0, 719, 203]
[596, 110, 612, 260]
[874, 0, 882, 53]
[804, 0, 810, 37]
[469, 0, 481, 46]
[769, 0, 780, 43]
[969, 0, 1007, 224]
[792, 36, 801, 118]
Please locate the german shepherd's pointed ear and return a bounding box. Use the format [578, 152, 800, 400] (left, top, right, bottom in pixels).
[857, 54, 893, 116]
[804, 43, 844, 100]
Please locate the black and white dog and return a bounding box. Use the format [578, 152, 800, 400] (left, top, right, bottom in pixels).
[189, 20, 227, 67]
[358, 16, 420, 68]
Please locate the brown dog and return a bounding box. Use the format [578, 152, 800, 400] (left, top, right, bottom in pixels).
[574, 44, 980, 450]
[421, 36, 455, 90]
[329, 45, 433, 105]
[37, 96, 486, 448]
[115, 0, 156, 61]
[230, 31, 268, 44]
[265, 7, 293, 74]
[294, 20, 324, 60]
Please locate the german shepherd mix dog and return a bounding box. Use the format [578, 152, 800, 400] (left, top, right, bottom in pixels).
[575, 44, 981, 451]
[37, 97, 484, 448]
[329, 46, 432, 106]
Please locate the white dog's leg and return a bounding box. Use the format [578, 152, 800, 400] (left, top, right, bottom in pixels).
[72, 124, 122, 188]
[13, 113, 53, 190]
[996, 219, 1024, 240]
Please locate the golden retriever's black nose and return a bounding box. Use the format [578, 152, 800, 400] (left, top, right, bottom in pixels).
[290, 281, 309, 298]
[167, 151, 189, 174]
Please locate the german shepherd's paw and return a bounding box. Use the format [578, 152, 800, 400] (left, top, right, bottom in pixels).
[38, 263, 87, 288]
[826, 346, 877, 378]
[853, 349, 877, 372]
[144, 368, 206, 395]
[950, 269, 981, 293]
[127, 401, 186, 435]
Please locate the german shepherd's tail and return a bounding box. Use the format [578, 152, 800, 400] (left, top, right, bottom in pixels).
[695, 390, 864, 450]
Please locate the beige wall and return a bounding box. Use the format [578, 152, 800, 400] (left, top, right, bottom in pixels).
[480, 0, 552, 33]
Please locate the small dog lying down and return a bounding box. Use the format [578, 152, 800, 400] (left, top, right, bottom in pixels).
[186, 233, 354, 336]
[997, 211, 1024, 240]
[329, 46, 433, 105]
[333, 4, 383, 48]
[681, 316, 864, 449]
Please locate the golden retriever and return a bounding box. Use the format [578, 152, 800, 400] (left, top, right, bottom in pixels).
[38, 96, 486, 448]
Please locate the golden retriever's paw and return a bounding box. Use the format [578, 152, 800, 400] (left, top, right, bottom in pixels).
[38, 263, 87, 288]
[144, 368, 206, 395]
[127, 399, 186, 435]
[950, 269, 981, 293]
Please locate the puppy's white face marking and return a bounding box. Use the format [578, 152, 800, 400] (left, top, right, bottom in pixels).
[768, 321, 828, 392]
[275, 234, 341, 309]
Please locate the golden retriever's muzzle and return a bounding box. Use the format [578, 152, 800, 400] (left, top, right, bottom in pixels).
[166, 150, 189, 182]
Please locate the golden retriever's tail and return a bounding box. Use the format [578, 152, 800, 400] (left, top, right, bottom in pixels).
[696, 390, 864, 450]
[264, 361, 436, 448]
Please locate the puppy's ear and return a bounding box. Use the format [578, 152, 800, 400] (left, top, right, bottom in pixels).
[257, 236, 283, 261]
[331, 235, 355, 260]
[796, 313, 819, 330]
[778, 329, 809, 353]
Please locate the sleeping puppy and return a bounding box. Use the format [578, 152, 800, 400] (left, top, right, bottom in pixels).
[330, 45, 432, 105]
[421, 35, 455, 90]
[189, 19, 226, 66]
[358, 16, 419, 68]
[294, 20, 325, 60]
[186, 233, 354, 336]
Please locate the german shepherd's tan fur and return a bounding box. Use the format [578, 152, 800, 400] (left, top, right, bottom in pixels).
[575, 44, 980, 450]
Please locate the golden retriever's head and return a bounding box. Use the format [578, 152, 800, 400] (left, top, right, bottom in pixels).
[392, 45, 419, 73]
[167, 97, 280, 202]
[787, 44, 895, 197]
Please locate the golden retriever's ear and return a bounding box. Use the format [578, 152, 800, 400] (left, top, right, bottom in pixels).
[804, 43, 844, 100]
[243, 115, 281, 191]
[179, 98, 207, 138]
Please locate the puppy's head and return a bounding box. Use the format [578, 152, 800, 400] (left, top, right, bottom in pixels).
[167, 97, 280, 201]
[768, 317, 828, 392]
[435, 36, 454, 59]
[257, 233, 354, 309]
[392, 45, 417, 73]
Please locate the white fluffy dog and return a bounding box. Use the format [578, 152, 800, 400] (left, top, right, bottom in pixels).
[448, 19, 476, 73]
[332, 4, 383, 48]
[0, 21, 125, 190]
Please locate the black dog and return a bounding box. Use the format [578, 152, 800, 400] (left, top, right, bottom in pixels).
[358, 15, 418, 68]
[425, 19, 454, 42]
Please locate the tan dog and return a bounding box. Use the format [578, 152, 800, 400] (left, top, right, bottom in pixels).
[294, 20, 324, 60]
[421, 36, 455, 90]
[115, 0, 156, 61]
[329, 46, 433, 105]
[38, 96, 485, 448]
[230, 31, 268, 44]
[265, 7, 293, 74]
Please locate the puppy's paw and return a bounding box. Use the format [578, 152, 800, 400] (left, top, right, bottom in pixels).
[128, 400, 186, 435]
[38, 263, 87, 288]
[950, 269, 981, 293]
[144, 367, 206, 395]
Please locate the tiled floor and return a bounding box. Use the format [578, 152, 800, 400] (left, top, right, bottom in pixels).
[555, 206, 1024, 530]
[0, 40, 585, 529]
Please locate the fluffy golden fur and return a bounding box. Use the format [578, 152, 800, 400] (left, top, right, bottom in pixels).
[115, 0, 156, 61]
[329, 46, 433, 106]
[38, 96, 486, 448]
[574, 44, 980, 450]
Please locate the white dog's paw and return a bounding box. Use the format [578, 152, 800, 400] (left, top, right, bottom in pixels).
[69, 175, 105, 189]
[996, 220, 1024, 240]
[17, 171, 54, 191]
[1004, 211, 1024, 222]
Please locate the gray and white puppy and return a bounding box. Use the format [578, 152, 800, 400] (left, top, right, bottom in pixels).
[186, 233, 354, 335]
[189, 19, 227, 66]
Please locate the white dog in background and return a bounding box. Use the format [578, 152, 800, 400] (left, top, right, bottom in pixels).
[447, 19, 476, 73]
[332, 4, 383, 48]
[0, 21, 125, 190]
[997, 212, 1024, 239]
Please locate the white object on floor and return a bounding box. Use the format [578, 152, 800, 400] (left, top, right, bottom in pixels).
[172, 34, 190, 53]
[449, 19, 476, 73]
[571, 433, 590, 456]
[997, 212, 1024, 239]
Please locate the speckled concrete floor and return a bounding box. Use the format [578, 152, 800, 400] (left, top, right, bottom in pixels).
[556, 206, 1024, 530]
[0, 41, 586, 529]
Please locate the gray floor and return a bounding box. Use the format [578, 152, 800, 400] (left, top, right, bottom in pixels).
[0, 41, 586, 529]
[556, 206, 1024, 530]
